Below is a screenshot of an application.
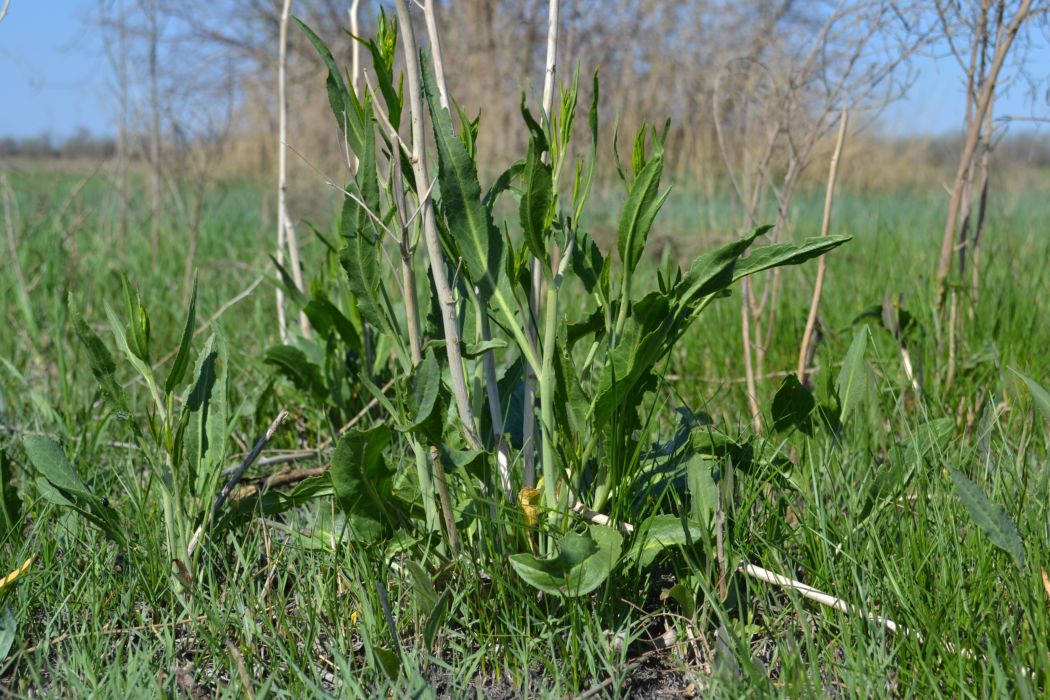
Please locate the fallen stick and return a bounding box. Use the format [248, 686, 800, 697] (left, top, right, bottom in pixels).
[187, 410, 288, 558]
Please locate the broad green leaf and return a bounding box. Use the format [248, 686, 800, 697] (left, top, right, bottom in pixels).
[303, 293, 361, 350]
[663, 582, 695, 619]
[372, 646, 401, 681]
[69, 297, 130, 417]
[509, 525, 622, 597]
[519, 135, 553, 263]
[686, 455, 717, 527]
[22, 435, 124, 544]
[676, 226, 771, 308]
[626, 514, 705, 568]
[421, 52, 503, 298]
[182, 331, 229, 499]
[950, 469, 1026, 569]
[837, 325, 870, 422]
[295, 18, 368, 155]
[330, 426, 397, 539]
[23, 435, 92, 499]
[401, 350, 447, 445]
[617, 136, 669, 275]
[771, 374, 815, 434]
[264, 344, 327, 400]
[1010, 368, 1050, 426]
[165, 275, 197, 394]
[732, 235, 852, 282]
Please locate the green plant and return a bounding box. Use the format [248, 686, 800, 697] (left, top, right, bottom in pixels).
[22, 276, 235, 589]
[286, 16, 850, 594]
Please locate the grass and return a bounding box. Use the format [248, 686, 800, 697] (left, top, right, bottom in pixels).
[1, 163, 1048, 697]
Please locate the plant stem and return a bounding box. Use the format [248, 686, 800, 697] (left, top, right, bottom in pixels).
[394, 0, 481, 453]
[797, 108, 848, 384]
[539, 284, 559, 530]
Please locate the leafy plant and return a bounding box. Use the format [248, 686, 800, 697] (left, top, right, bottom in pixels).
[34, 277, 237, 587]
[292, 16, 850, 597]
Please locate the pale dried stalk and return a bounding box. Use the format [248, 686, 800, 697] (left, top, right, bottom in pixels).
[421, 0, 513, 502]
[739, 563, 906, 636]
[797, 108, 848, 384]
[277, 0, 311, 341]
[349, 0, 361, 96]
[740, 283, 763, 433]
[0, 0, 10, 22]
[524, 0, 561, 489]
[541, 0, 560, 117]
[422, 1, 450, 110]
[397, 0, 480, 450]
[395, 0, 475, 549]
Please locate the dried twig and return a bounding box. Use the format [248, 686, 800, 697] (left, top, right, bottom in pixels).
[187, 410, 289, 558]
[276, 0, 311, 342]
[797, 108, 849, 384]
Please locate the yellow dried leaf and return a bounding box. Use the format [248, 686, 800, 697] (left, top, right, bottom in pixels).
[519, 486, 542, 527]
[0, 555, 35, 592]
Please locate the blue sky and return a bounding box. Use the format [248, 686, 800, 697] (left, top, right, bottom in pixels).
[0, 1, 113, 139]
[1, 1, 1048, 140]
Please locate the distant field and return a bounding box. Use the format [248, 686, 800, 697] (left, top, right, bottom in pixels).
[1, 165, 1048, 696]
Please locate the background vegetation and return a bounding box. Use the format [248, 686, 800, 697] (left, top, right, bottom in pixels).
[1, 0, 1049, 697]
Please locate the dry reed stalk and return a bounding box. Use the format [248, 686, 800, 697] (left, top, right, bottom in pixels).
[797, 108, 849, 384]
[276, 0, 311, 341]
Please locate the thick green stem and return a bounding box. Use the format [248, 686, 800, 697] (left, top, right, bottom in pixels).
[411, 440, 439, 534]
[539, 283, 560, 534]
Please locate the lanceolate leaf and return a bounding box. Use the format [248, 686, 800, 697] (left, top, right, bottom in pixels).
[732, 235, 851, 282]
[617, 138, 669, 276]
[69, 297, 130, 417]
[837, 325, 870, 421]
[339, 92, 398, 342]
[182, 331, 229, 498]
[950, 469, 1026, 569]
[519, 136, 553, 263]
[22, 435, 124, 545]
[421, 51, 503, 298]
[295, 18, 369, 156]
[165, 275, 198, 395]
[589, 293, 673, 432]
[676, 226, 771, 305]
